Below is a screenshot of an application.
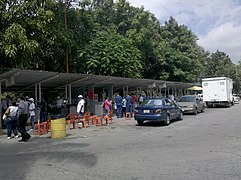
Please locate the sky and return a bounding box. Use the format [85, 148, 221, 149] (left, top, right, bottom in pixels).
[127, 0, 241, 64]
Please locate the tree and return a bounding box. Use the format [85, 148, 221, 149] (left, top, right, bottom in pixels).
[0, 0, 55, 68]
[159, 17, 204, 82]
[82, 30, 142, 78]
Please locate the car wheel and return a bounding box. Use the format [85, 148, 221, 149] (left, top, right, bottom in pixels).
[178, 111, 183, 120]
[164, 114, 170, 126]
[137, 120, 143, 126]
[194, 108, 198, 115]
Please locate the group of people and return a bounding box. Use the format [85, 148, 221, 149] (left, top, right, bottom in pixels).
[1, 95, 53, 142]
[1, 96, 33, 142]
[101, 93, 144, 118]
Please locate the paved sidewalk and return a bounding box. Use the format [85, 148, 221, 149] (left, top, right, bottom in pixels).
[0, 116, 136, 144]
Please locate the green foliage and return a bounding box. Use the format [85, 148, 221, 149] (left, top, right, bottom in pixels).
[159, 17, 204, 82]
[83, 31, 142, 78]
[0, 0, 239, 92]
[0, 0, 55, 69]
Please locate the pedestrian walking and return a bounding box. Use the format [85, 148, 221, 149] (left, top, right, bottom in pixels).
[17, 97, 31, 142]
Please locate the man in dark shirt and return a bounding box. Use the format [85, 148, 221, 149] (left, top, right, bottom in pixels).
[17, 97, 31, 142]
[126, 93, 133, 115]
[115, 93, 123, 118]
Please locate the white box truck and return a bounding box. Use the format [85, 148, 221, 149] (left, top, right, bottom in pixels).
[202, 77, 233, 107]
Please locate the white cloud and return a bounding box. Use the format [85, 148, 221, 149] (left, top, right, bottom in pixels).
[127, 0, 241, 63]
[198, 22, 241, 63]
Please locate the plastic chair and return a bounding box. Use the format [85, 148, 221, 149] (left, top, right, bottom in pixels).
[78, 112, 90, 128]
[125, 112, 132, 120]
[104, 115, 111, 125]
[66, 113, 78, 129]
[96, 116, 102, 126]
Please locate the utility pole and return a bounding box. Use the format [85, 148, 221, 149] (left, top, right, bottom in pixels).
[64, 0, 69, 74]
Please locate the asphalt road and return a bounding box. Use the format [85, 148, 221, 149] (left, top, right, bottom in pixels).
[1, 103, 241, 180]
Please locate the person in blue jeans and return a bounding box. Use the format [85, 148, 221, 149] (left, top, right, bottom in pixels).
[5, 101, 18, 139]
[125, 93, 133, 115]
[115, 93, 123, 118]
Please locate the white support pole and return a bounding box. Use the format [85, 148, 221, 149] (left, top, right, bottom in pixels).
[35, 84, 38, 105]
[38, 83, 41, 102]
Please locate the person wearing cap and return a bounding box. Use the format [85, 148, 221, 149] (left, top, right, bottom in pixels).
[28, 98, 35, 131]
[77, 95, 85, 117]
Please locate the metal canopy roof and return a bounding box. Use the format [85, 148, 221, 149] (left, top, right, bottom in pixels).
[0, 69, 194, 92]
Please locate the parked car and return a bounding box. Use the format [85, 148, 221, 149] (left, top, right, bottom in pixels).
[177, 95, 204, 115]
[233, 94, 240, 102]
[134, 97, 183, 126]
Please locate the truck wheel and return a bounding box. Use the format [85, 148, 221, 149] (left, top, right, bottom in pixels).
[164, 114, 170, 126]
[137, 120, 143, 126]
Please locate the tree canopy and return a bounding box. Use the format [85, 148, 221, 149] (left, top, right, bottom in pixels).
[0, 0, 240, 91]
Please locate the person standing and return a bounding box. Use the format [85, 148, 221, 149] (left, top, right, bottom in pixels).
[5, 101, 18, 139]
[115, 93, 123, 118]
[1, 95, 12, 129]
[126, 93, 132, 116]
[122, 97, 127, 117]
[102, 97, 111, 117]
[77, 95, 85, 117]
[138, 94, 144, 105]
[169, 94, 175, 101]
[17, 97, 31, 142]
[40, 97, 48, 123]
[28, 98, 35, 131]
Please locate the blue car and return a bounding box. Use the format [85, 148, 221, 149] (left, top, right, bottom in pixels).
[134, 97, 183, 126]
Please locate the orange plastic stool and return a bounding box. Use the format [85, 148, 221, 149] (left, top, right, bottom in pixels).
[104, 115, 111, 124]
[34, 123, 43, 135]
[125, 112, 131, 120]
[96, 117, 102, 126]
[42, 121, 49, 133]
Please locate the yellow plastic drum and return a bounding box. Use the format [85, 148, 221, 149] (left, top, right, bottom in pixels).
[51, 118, 66, 138]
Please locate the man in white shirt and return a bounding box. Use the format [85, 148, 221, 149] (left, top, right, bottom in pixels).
[77, 95, 85, 116]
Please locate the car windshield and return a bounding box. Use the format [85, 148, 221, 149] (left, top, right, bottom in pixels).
[142, 99, 163, 106]
[178, 96, 196, 102]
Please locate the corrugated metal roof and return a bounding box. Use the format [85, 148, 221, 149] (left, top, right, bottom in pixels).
[0, 68, 194, 92]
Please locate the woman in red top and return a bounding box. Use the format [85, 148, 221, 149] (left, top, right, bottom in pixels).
[102, 97, 111, 116]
